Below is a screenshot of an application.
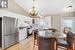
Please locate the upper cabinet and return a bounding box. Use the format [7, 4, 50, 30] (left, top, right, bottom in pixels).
[0, 0, 8, 8]
[18, 17, 32, 27]
[34, 16, 51, 29]
[44, 16, 51, 28]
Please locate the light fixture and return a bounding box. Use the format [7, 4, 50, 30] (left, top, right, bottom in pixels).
[67, 6, 72, 8]
[29, 0, 38, 16]
[1, 0, 7, 8]
[64, 6, 72, 12]
[66, 6, 72, 12]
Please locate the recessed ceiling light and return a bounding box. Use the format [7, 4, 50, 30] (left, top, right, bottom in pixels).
[63, 6, 72, 12]
[66, 6, 72, 12]
[67, 6, 72, 8]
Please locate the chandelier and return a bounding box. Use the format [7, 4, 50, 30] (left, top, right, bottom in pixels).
[29, 0, 38, 16]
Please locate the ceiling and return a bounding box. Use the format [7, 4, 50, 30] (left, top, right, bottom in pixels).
[15, 0, 75, 16]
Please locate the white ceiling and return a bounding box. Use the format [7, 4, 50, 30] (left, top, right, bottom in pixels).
[15, 0, 75, 16]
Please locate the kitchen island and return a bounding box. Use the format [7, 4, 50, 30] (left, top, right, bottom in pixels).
[37, 28, 58, 50]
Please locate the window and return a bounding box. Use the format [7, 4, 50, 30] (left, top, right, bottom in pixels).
[64, 20, 73, 28]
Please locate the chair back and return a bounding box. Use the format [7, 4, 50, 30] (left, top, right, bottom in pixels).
[71, 34, 75, 50]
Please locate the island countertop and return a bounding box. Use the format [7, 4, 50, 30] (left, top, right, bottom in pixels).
[38, 28, 57, 38]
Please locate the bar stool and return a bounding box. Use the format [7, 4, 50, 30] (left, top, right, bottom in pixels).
[33, 29, 38, 46]
[57, 36, 74, 50]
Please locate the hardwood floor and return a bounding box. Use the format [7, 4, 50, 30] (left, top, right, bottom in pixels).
[0, 48, 2, 50]
[5, 36, 63, 50]
[6, 36, 38, 50]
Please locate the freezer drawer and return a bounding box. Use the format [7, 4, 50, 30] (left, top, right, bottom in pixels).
[4, 34, 16, 49]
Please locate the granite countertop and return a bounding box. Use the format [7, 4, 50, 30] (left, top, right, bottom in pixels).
[19, 27, 27, 29]
[38, 30, 57, 38]
[38, 29, 64, 38]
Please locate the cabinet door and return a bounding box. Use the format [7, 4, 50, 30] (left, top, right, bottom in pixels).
[44, 16, 51, 28]
[35, 16, 51, 29]
[19, 28, 27, 41]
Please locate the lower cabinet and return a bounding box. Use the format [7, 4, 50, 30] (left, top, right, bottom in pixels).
[19, 28, 27, 41]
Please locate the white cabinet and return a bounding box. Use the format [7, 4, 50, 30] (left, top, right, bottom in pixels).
[44, 16, 51, 28]
[18, 16, 32, 41]
[34, 16, 51, 29]
[19, 28, 27, 41]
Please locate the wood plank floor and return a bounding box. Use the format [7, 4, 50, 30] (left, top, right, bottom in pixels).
[0, 48, 2, 50]
[6, 36, 38, 50]
[6, 36, 63, 50]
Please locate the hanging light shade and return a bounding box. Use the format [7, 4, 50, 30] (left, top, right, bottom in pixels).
[1, 0, 7, 8]
[29, 0, 38, 16]
[29, 6, 38, 16]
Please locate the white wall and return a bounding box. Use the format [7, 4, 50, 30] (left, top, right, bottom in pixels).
[8, 0, 28, 16]
[51, 12, 75, 36]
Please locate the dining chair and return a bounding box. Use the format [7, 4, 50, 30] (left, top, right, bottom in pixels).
[57, 34, 75, 50]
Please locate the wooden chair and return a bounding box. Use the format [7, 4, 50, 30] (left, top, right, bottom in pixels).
[72, 34, 75, 50]
[57, 38, 68, 50]
[57, 34, 75, 50]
